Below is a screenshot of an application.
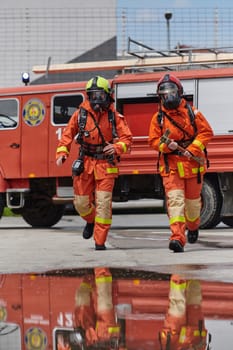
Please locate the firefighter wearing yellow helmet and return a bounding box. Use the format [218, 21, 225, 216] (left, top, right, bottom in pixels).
[56, 76, 132, 250]
[86, 76, 114, 111]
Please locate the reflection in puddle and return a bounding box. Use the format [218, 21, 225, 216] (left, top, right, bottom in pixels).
[0, 268, 232, 349]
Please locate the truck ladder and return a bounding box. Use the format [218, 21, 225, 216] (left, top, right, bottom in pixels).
[32, 41, 233, 74]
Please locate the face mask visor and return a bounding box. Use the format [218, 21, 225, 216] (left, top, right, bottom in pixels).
[89, 90, 107, 101]
[88, 90, 110, 111]
[158, 83, 181, 109]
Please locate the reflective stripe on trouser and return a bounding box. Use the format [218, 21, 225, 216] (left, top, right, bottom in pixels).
[163, 173, 202, 246]
[73, 173, 115, 245]
[164, 275, 187, 331]
[160, 276, 207, 350]
[74, 275, 98, 345]
[95, 267, 120, 341]
[159, 275, 187, 350]
[179, 280, 207, 349]
[74, 269, 120, 346]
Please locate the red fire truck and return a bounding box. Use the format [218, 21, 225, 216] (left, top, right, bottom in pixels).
[0, 269, 232, 349]
[1, 55, 233, 229]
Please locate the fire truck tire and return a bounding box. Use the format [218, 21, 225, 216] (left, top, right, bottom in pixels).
[200, 178, 222, 229]
[21, 199, 65, 227]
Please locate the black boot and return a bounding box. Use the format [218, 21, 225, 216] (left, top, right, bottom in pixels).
[82, 223, 94, 239]
[169, 240, 184, 253]
[95, 244, 106, 251]
[187, 229, 199, 244]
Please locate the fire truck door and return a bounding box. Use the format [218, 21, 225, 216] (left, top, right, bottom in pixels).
[21, 96, 49, 178]
[0, 98, 21, 179]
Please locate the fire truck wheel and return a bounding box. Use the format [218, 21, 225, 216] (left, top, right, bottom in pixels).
[221, 216, 233, 227]
[200, 177, 222, 229]
[21, 198, 65, 227]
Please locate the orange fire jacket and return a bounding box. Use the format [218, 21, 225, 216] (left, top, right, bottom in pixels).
[148, 99, 214, 178]
[56, 100, 132, 177]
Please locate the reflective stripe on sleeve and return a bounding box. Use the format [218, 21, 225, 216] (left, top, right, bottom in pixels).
[56, 145, 69, 154]
[116, 141, 127, 153]
[193, 139, 205, 151]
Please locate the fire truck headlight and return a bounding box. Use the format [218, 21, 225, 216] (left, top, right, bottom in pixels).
[22, 72, 30, 85]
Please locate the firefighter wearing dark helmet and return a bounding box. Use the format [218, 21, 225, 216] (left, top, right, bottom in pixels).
[56, 76, 132, 250]
[158, 74, 183, 110]
[73, 267, 120, 348]
[148, 74, 213, 253]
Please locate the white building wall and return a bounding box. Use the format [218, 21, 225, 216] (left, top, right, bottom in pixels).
[0, 0, 116, 87]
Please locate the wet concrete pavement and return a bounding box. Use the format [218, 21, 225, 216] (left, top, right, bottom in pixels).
[0, 214, 233, 282]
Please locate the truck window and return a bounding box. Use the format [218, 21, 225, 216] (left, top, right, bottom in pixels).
[0, 99, 18, 129]
[52, 94, 84, 125]
[0, 322, 21, 350]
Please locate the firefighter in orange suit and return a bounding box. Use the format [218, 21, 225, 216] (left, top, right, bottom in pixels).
[73, 267, 120, 349]
[158, 274, 210, 350]
[56, 76, 132, 250]
[148, 74, 213, 252]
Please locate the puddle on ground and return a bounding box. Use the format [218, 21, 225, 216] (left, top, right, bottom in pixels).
[0, 268, 232, 349]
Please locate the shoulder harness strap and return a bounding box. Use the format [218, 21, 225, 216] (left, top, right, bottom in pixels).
[186, 103, 197, 134]
[158, 104, 196, 139]
[75, 107, 88, 146]
[108, 110, 118, 138]
[78, 107, 117, 140]
[78, 107, 88, 131]
[186, 104, 209, 167]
